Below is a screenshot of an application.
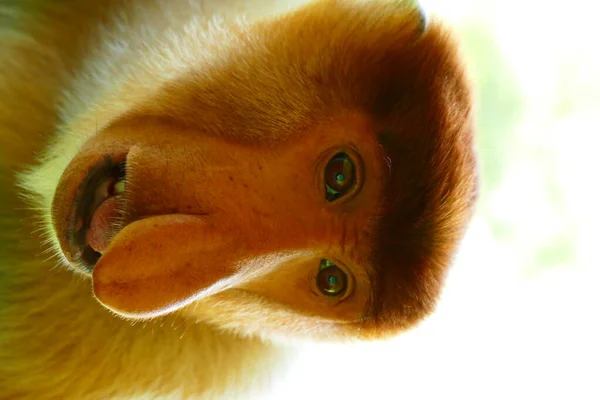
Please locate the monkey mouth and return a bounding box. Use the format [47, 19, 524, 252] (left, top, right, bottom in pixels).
[67, 157, 128, 272]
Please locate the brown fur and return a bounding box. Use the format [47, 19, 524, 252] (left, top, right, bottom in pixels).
[0, 0, 477, 398]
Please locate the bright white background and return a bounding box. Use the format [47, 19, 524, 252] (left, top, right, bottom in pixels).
[268, 0, 600, 398]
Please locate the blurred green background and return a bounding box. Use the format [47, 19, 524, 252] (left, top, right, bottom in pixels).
[271, 1, 599, 398]
[452, 0, 599, 278]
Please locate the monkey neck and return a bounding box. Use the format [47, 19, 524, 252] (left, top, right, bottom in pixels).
[0, 149, 287, 398]
[0, 1, 297, 398]
[0, 231, 290, 398]
[1, 153, 291, 398]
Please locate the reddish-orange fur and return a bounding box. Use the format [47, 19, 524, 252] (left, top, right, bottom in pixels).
[0, 0, 477, 398]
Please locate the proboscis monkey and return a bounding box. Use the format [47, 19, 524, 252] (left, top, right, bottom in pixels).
[0, 0, 478, 398]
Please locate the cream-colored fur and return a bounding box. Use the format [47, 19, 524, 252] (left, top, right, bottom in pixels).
[0, 1, 308, 398]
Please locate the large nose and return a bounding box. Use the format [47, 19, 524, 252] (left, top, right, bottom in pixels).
[87, 122, 318, 318]
[92, 214, 244, 317]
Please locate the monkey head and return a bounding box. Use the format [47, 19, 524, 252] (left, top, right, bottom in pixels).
[38, 0, 477, 342]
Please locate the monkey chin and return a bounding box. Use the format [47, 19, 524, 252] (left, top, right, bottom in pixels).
[53, 151, 129, 273]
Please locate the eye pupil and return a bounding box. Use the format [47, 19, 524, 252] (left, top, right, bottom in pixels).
[327, 275, 338, 286]
[325, 153, 355, 201]
[317, 259, 347, 296]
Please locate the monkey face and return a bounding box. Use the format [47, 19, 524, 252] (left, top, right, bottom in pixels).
[47, 0, 477, 341]
[52, 112, 386, 339]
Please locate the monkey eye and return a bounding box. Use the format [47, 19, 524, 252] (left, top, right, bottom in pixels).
[324, 152, 356, 202]
[317, 259, 347, 296]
